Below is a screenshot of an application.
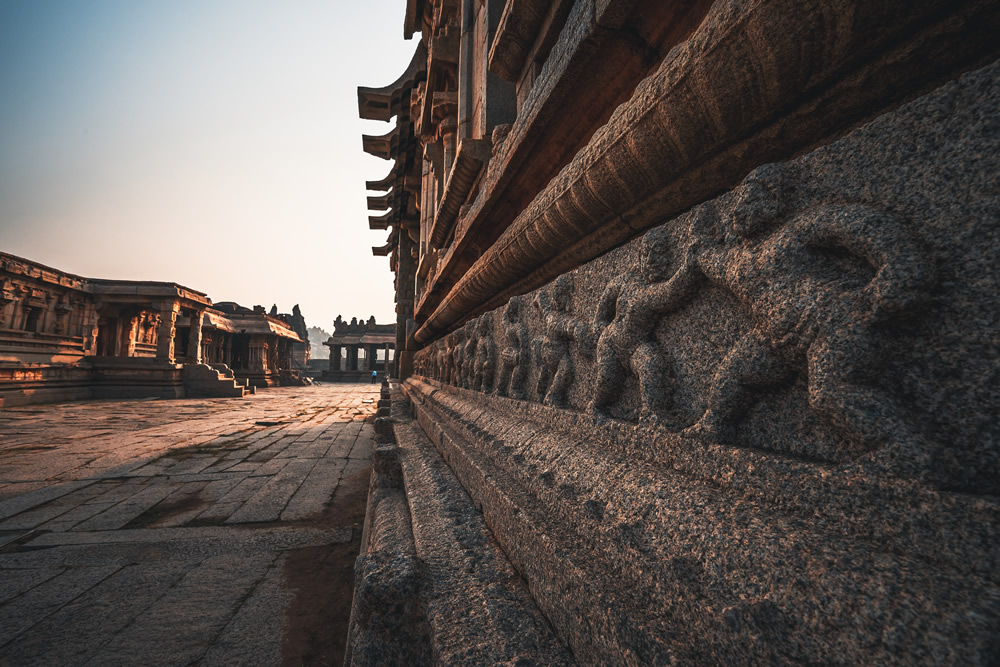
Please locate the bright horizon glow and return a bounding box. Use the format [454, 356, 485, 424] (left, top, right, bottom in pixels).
[0, 0, 415, 334]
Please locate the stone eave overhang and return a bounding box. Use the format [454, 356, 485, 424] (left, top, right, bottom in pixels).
[89, 281, 212, 309]
[358, 42, 428, 122]
[367, 192, 393, 211]
[369, 212, 394, 230]
[362, 128, 399, 161]
[366, 168, 396, 192]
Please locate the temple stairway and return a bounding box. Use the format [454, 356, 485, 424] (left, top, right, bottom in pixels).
[182, 363, 246, 398]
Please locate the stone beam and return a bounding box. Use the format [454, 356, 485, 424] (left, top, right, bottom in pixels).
[358, 42, 427, 121]
[361, 128, 399, 161]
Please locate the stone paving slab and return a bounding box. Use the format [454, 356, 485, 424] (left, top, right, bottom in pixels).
[0, 383, 379, 665]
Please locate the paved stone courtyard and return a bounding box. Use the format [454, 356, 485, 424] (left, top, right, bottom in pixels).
[0, 383, 379, 665]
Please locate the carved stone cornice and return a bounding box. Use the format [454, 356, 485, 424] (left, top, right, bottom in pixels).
[428, 138, 491, 249]
[367, 192, 392, 211]
[369, 212, 393, 230]
[488, 0, 558, 82]
[358, 42, 427, 122]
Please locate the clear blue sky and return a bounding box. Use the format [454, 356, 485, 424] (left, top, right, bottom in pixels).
[0, 0, 415, 332]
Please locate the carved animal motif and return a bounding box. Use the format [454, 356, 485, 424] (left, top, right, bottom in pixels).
[494, 296, 529, 399]
[685, 163, 935, 470]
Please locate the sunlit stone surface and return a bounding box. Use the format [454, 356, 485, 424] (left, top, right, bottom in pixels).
[0, 383, 378, 665]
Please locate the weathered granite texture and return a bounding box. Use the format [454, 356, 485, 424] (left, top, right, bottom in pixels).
[400, 60, 1000, 661]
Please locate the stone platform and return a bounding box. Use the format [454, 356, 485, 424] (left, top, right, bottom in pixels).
[0, 383, 379, 665]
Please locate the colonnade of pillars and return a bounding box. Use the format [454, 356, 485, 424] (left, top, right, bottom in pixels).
[329, 342, 393, 372]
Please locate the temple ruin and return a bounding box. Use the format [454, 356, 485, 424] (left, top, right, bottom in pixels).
[322, 315, 396, 382]
[0, 252, 308, 406]
[349, 0, 1000, 663]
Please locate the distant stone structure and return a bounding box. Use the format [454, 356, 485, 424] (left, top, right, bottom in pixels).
[348, 0, 1000, 664]
[282, 304, 311, 370]
[322, 315, 395, 382]
[0, 252, 307, 406]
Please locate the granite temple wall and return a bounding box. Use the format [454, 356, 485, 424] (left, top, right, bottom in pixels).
[349, 0, 1000, 663]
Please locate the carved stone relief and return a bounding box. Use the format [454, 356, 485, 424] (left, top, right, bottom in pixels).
[412, 64, 999, 494]
[493, 295, 529, 399]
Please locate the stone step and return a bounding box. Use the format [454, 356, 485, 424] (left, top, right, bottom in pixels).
[181, 364, 245, 398]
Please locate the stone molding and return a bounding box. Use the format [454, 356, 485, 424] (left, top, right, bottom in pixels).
[401, 377, 998, 662]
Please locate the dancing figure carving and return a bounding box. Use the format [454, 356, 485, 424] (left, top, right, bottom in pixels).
[589, 227, 700, 423]
[460, 322, 478, 389]
[472, 313, 496, 393]
[533, 276, 593, 407]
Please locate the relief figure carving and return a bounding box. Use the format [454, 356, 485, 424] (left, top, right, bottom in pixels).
[460, 322, 477, 389]
[533, 276, 593, 407]
[449, 328, 466, 387]
[494, 296, 529, 399]
[472, 313, 496, 393]
[589, 227, 700, 424]
[440, 335, 456, 384]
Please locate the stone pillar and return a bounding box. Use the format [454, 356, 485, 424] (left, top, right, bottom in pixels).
[83, 305, 99, 355]
[224, 334, 232, 366]
[484, 0, 517, 135]
[126, 315, 138, 357]
[442, 120, 458, 179]
[458, 0, 474, 140]
[396, 219, 417, 380]
[329, 344, 341, 373]
[187, 310, 204, 364]
[383, 343, 390, 371]
[155, 302, 179, 363]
